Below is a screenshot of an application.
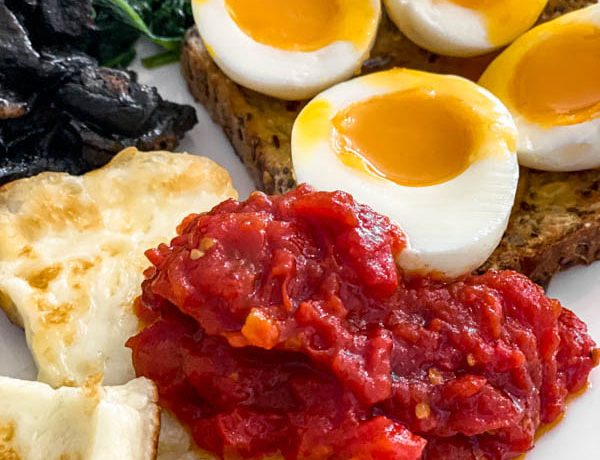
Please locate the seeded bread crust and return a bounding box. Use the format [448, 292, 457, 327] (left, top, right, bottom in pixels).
[181, 0, 599, 285]
[479, 168, 600, 283]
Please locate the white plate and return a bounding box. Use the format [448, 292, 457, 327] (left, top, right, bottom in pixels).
[0, 42, 598, 459]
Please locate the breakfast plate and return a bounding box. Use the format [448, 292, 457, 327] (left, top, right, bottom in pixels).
[0, 40, 598, 459]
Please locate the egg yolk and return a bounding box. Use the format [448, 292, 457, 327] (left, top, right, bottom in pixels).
[224, 0, 376, 51]
[510, 23, 600, 126]
[443, 0, 547, 46]
[332, 89, 480, 187]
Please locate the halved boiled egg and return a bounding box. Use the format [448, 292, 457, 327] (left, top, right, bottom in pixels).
[291, 69, 519, 278]
[384, 0, 548, 57]
[479, 4, 600, 171]
[191, 0, 381, 100]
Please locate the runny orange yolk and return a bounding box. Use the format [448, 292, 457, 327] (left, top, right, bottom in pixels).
[443, 0, 547, 46]
[510, 23, 600, 126]
[224, 0, 375, 51]
[332, 89, 480, 187]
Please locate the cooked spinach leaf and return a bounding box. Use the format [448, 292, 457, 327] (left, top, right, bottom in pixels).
[88, 0, 194, 68]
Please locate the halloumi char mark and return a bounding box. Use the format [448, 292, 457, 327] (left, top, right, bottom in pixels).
[0, 148, 238, 388]
[0, 376, 159, 460]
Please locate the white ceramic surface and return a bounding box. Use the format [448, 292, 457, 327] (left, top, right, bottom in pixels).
[0, 42, 597, 459]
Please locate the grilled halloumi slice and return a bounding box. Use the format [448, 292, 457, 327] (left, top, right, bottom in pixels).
[157, 412, 217, 460]
[0, 148, 237, 388]
[0, 148, 237, 459]
[0, 376, 159, 460]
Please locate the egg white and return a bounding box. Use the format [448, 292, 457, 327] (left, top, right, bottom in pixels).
[384, 0, 546, 57]
[192, 0, 381, 100]
[511, 114, 600, 172]
[479, 4, 600, 172]
[384, 0, 489, 56]
[292, 69, 519, 278]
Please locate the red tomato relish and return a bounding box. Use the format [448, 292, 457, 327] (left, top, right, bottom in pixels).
[128, 185, 598, 460]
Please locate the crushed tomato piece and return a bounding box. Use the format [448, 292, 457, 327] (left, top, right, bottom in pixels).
[128, 185, 597, 460]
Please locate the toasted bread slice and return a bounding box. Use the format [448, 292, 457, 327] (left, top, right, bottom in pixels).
[0, 376, 159, 460]
[0, 147, 237, 388]
[180, 0, 599, 285]
[480, 167, 600, 282]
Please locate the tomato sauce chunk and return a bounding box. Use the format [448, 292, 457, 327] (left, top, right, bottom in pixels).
[128, 185, 598, 460]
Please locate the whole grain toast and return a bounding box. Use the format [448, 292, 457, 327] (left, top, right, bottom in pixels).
[181, 0, 600, 285]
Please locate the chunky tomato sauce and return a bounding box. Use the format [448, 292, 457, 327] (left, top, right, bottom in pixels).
[128, 185, 598, 460]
